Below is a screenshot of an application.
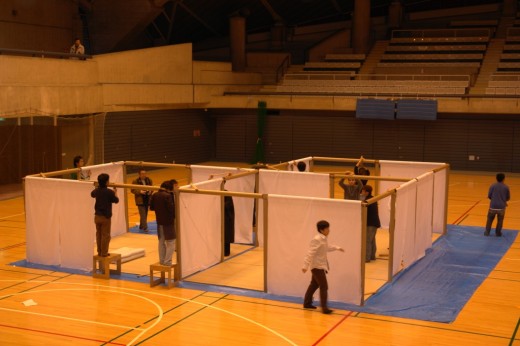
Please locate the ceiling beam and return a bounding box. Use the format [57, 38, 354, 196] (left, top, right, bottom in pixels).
[259, 0, 284, 23]
[177, 1, 221, 36]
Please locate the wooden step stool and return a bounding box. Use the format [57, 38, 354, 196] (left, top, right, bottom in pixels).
[93, 254, 122, 279]
[150, 262, 176, 288]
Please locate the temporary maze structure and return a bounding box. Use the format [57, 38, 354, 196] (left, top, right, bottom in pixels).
[24, 158, 448, 306]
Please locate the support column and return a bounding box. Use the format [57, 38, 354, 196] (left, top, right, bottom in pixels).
[503, 0, 518, 16]
[388, 0, 403, 30]
[351, 0, 371, 54]
[229, 15, 246, 71]
[271, 21, 285, 50]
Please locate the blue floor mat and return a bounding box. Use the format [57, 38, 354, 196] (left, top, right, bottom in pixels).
[129, 221, 157, 235]
[357, 225, 518, 323]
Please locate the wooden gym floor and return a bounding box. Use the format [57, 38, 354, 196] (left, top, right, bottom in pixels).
[0, 164, 519, 345]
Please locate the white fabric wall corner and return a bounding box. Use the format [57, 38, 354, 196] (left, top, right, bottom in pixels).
[25, 162, 127, 271]
[414, 172, 434, 260]
[179, 179, 222, 278]
[257, 170, 330, 246]
[432, 169, 447, 233]
[190, 165, 256, 243]
[25, 177, 96, 270]
[393, 180, 417, 276]
[267, 195, 362, 305]
[378, 160, 445, 229]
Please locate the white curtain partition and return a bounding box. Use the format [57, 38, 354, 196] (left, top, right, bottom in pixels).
[179, 179, 222, 278]
[391, 172, 435, 276]
[190, 165, 252, 183]
[433, 169, 448, 233]
[190, 165, 255, 244]
[378, 160, 446, 233]
[25, 162, 127, 271]
[267, 195, 362, 305]
[393, 180, 417, 276]
[287, 157, 312, 172]
[257, 170, 330, 246]
[415, 172, 434, 259]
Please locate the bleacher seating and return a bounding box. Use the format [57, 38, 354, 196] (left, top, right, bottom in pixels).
[276, 74, 469, 96]
[486, 74, 520, 95]
[303, 61, 361, 72]
[498, 29, 520, 72]
[375, 28, 489, 81]
[324, 53, 366, 62]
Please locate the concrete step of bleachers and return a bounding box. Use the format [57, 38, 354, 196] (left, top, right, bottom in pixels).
[358, 40, 388, 74]
[470, 38, 505, 94]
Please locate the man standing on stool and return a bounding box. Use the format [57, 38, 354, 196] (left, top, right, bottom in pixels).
[302, 220, 344, 314]
[361, 185, 380, 263]
[91, 173, 119, 257]
[131, 169, 153, 232]
[150, 180, 177, 266]
[485, 173, 510, 237]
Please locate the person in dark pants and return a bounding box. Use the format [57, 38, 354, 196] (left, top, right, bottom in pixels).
[131, 169, 153, 232]
[485, 173, 510, 237]
[361, 185, 381, 263]
[150, 180, 176, 266]
[302, 220, 344, 314]
[91, 173, 119, 257]
[224, 195, 235, 256]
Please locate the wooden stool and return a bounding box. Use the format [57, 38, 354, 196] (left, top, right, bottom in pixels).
[150, 262, 176, 288]
[93, 254, 122, 279]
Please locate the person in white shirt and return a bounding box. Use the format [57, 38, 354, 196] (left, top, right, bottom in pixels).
[302, 220, 344, 314]
[70, 38, 85, 55]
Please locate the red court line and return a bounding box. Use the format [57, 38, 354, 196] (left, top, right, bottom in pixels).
[312, 311, 353, 346]
[451, 200, 481, 225]
[0, 323, 126, 345]
[0, 242, 26, 251]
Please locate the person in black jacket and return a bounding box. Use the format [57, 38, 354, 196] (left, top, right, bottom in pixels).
[91, 173, 119, 257]
[361, 185, 380, 263]
[224, 195, 235, 256]
[150, 180, 176, 266]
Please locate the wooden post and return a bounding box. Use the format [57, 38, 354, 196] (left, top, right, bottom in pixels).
[262, 194, 268, 293]
[360, 204, 367, 306]
[388, 192, 397, 282]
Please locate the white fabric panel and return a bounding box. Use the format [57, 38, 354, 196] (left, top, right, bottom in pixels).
[414, 172, 434, 261]
[26, 177, 62, 266]
[190, 165, 256, 243]
[433, 169, 447, 233]
[25, 177, 96, 270]
[258, 170, 329, 197]
[378, 160, 445, 229]
[179, 180, 222, 278]
[257, 170, 330, 246]
[86, 162, 126, 237]
[190, 165, 253, 183]
[222, 175, 256, 244]
[267, 195, 362, 305]
[393, 180, 417, 276]
[287, 157, 312, 171]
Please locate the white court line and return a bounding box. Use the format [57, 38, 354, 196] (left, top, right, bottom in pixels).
[0, 212, 25, 220]
[0, 279, 298, 346]
[0, 305, 146, 331]
[0, 286, 163, 346]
